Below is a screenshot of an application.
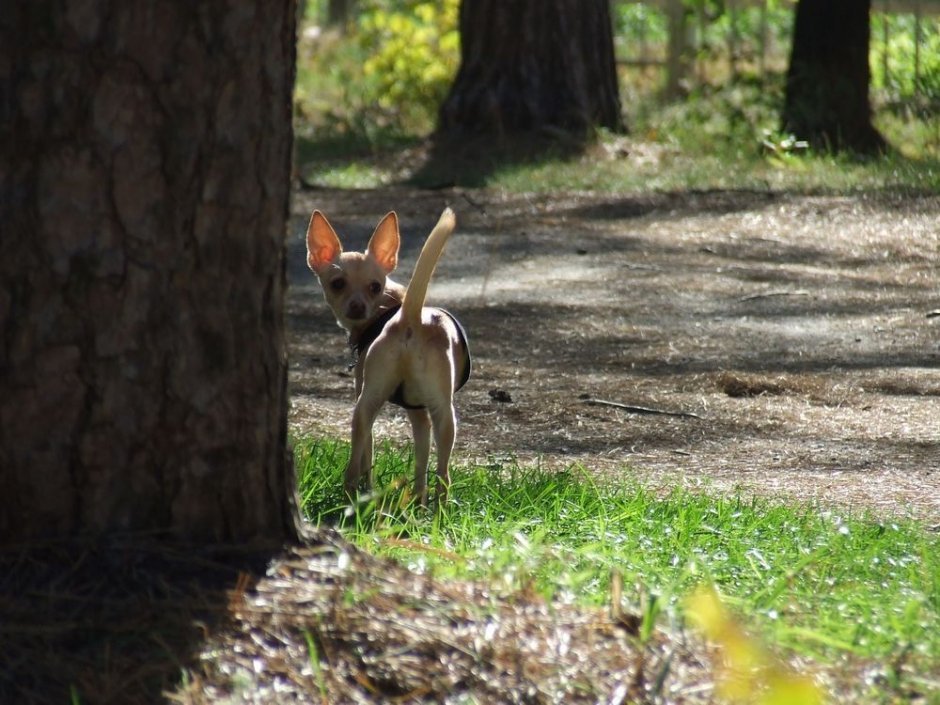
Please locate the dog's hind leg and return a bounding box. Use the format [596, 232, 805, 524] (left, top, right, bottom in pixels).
[407, 408, 432, 506]
[429, 402, 456, 506]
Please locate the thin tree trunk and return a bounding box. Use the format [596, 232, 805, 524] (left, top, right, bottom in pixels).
[327, 0, 356, 29]
[438, 0, 624, 138]
[664, 0, 690, 99]
[782, 0, 887, 154]
[0, 1, 303, 543]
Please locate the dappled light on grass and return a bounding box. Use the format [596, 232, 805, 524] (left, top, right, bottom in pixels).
[294, 436, 940, 700]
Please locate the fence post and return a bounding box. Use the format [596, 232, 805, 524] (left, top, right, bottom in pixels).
[914, 0, 922, 101]
[665, 0, 688, 98]
[882, 0, 890, 96]
[727, 0, 739, 82]
[759, 0, 768, 76]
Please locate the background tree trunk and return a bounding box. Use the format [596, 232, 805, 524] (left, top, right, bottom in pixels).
[782, 0, 887, 154]
[327, 0, 357, 29]
[0, 1, 303, 543]
[664, 0, 691, 99]
[438, 0, 624, 138]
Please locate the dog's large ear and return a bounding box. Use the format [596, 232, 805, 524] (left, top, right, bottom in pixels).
[366, 212, 400, 274]
[306, 211, 342, 272]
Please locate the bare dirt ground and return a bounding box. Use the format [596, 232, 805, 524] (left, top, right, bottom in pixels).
[287, 186, 939, 521]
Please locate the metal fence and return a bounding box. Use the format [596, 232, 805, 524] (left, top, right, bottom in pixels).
[614, 0, 940, 110]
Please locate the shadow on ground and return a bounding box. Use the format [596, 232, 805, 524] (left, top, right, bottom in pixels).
[0, 540, 272, 705]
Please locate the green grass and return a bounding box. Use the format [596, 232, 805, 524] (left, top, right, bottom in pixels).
[477, 79, 940, 194]
[295, 436, 940, 697]
[483, 141, 940, 195]
[296, 124, 940, 193]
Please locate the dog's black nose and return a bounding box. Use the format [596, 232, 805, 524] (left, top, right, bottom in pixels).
[347, 301, 366, 320]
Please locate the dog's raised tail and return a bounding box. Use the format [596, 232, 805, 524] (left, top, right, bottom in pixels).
[401, 208, 456, 324]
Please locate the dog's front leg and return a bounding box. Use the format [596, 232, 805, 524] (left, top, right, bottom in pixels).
[345, 393, 385, 499]
[345, 358, 397, 499]
[407, 408, 432, 506]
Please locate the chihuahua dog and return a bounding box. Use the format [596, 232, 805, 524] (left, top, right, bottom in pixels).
[306, 208, 470, 506]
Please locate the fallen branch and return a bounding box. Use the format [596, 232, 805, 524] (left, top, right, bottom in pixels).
[582, 398, 702, 419]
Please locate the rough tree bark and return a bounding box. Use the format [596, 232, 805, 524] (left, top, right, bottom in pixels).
[782, 0, 887, 154]
[0, 1, 304, 543]
[438, 0, 624, 138]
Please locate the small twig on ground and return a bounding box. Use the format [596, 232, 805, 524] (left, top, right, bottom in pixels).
[460, 191, 488, 214]
[737, 289, 810, 302]
[582, 398, 702, 419]
[622, 263, 662, 272]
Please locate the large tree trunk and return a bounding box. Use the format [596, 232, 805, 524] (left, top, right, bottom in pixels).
[782, 0, 887, 154]
[0, 1, 303, 543]
[438, 0, 624, 139]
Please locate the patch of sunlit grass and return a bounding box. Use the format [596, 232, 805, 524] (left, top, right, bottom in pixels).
[295, 435, 940, 702]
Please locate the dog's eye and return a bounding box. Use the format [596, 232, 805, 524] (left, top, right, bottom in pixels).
[368, 281, 382, 295]
[330, 278, 346, 292]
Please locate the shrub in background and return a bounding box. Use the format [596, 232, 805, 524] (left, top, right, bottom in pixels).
[296, 0, 458, 137]
[359, 0, 459, 132]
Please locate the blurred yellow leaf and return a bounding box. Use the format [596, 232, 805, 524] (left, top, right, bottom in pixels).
[685, 585, 825, 705]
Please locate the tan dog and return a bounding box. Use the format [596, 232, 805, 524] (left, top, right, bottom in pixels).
[305, 208, 470, 506]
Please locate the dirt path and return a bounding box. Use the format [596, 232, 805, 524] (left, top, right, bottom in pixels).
[287, 186, 940, 521]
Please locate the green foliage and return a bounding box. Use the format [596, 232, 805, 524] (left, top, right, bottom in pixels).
[613, 1, 669, 61]
[294, 2, 939, 187]
[295, 436, 940, 695]
[358, 0, 459, 131]
[871, 12, 940, 105]
[652, 76, 784, 151]
[295, 0, 458, 138]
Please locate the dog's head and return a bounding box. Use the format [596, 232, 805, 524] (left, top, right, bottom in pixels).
[306, 211, 402, 331]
